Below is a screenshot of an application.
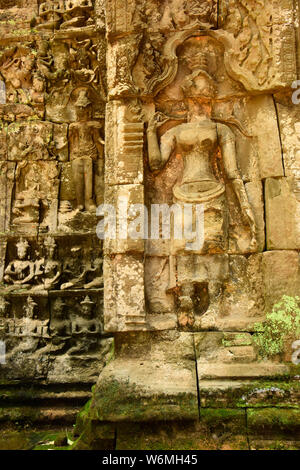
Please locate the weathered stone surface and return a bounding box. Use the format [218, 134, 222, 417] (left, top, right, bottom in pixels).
[195, 332, 289, 380]
[247, 408, 300, 435]
[87, 332, 198, 422]
[262, 250, 300, 310]
[104, 183, 145, 254]
[0, 0, 300, 449]
[104, 254, 146, 332]
[105, 100, 144, 185]
[265, 177, 298, 250]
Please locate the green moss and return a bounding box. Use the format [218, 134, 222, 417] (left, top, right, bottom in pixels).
[201, 379, 300, 409]
[253, 295, 300, 359]
[74, 399, 92, 436]
[90, 378, 198, 422]
[200, 408, 246, 434]
[222, 333, 252, 348]
[0, 430, 70, 451]
[247, 408, 300, 434]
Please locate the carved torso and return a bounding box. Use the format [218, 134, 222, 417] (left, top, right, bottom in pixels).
[70, 121, 98, 161]
[166, 120, 225, 202]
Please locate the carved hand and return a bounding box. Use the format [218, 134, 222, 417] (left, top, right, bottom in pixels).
[148, 112, 170, 131]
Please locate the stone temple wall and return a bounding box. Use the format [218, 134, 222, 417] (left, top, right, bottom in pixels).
[0, 0, 299, 449]
[0, 0, 112, 422]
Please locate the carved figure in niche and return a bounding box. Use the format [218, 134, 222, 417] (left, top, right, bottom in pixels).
[70, 39, 99, 87]
[12, 160, 59, 233]
[49, 298, 71, 354]
[70, 89, 104, 212]
[12, 162, 44, 230]
[61, 250, 103, 290]
[0, 298, 12, 337]
[4, 238, 35, 286]
[159, 0, 188, 30]
[9, 296, 48, 356]
[68, 296, 100, 355]
[147, 61, 257, 324]
[37, 40, 65, 85]
[12, 185, 40, 227]
[61, 0, 94, 30]
[143, 34, 165, 84]
[0, 48, 44, 108]
[158, 0, 216, 31]
[43, 237, 61, 290]
[36, 1, 64, 31]
[220, 0, 274, 88]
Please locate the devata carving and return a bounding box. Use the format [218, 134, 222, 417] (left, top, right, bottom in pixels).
[70, 88, 104, 212]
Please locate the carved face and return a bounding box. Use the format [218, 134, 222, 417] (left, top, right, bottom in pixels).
[25, 306, 34, 319]
[54, 300, 64, 317]
[17, 245, 27, 260]
[46, 246, 55, 259]
[76, 105, 92, 121]
[82, 304, 93, 317]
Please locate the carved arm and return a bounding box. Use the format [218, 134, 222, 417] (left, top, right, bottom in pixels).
[147, 113, 175, 171]
[218, 123, 257, 250]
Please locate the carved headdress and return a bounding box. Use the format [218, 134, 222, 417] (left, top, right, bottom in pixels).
[80, 295, 94, 306]
[44, 236, 57, 249]
[16, 238, 29, 251]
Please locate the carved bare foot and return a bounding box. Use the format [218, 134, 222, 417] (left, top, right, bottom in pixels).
[85, 200, 96, 212]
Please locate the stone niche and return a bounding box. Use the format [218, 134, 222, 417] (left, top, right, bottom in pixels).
[0, 0, 300, 450]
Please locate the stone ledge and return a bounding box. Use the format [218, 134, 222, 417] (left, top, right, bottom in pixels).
[88, 359, 199, 422]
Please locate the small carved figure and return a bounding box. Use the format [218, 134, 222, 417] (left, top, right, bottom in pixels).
[109, 36, 141, 98]
[69, 89, 104, 212]
[12, 185, 40, 227]
[0, 298, 12, 337]
[50, 298, 71, 354]
[36, 1, 64, 31]
[61, 254, 103, 290]
[43, 237, 61, 290]
[4, 239, 35, 286]
[9, 297, 48, 356]
[61, 0, 94, 30]
[37, 40, 63, 84]
[68, 296, 100, 355]
[0, 51, 35, 104]
[70, 40, 98, 86]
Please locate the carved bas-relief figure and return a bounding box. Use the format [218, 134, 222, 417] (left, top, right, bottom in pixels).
[61, 254, 103, 290]
[11, 159, 60, 234]
[49, 298, 71, 354]
[61, 0, 94, 30]
[0, 46, 45, 116]
[147, 63, 257, 328]
[43, 236, 62, 290]
[36, 0, 95, 31]
[7, 296, 49, 358]
[36, 0, 65, 31]
[4, 238, 35, 287]
[70, 89, 104, 212]
[68, 296, 101, 355]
